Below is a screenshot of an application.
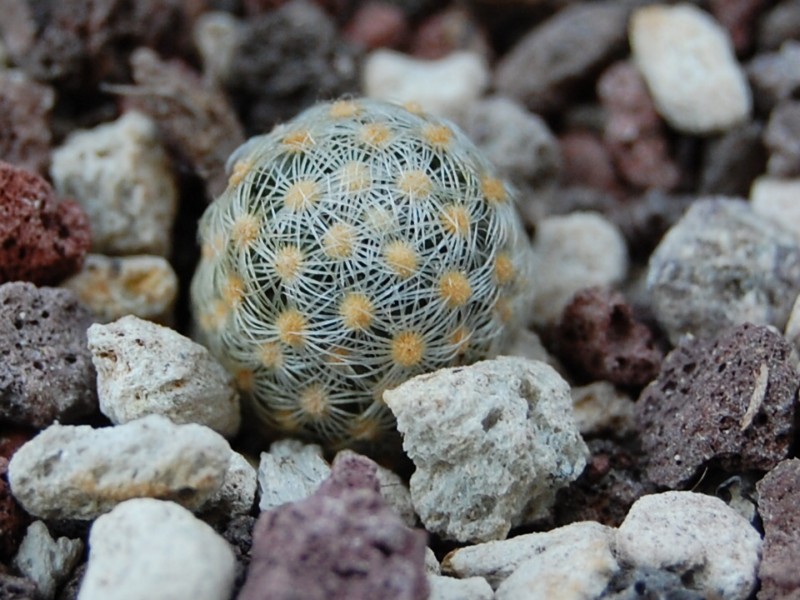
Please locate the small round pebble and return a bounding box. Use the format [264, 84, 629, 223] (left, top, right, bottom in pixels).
[79, 498, 236, 600]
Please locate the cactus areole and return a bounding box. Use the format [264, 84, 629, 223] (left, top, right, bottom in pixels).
[191, 97, 533, 446]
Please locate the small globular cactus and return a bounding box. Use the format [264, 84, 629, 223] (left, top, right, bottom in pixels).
[191, 97, 534, 446]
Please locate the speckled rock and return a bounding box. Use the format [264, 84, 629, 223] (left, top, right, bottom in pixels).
[221, 515, 255, 596]
[555, 287, 663, 388]
[410, 6, 490, 60]
[0, 70, 55, 174]
[79, 498, 236, 600]
[363, 50, 488, 121]
[531, 212, 629, 326]
[384, 357, 588, 543]
[87, 316, 240, 437]
[647, 198, 800, 344]
[630, 3, 752, 134]
[0, 574, 37, 600]
[13, 521, 82, 600]
[553, 438, 657, 528]
[637, 323, 798, 489]
[443, 521, 616, 590]
[699, 121, 766, 196]
[617, 491, 762, 600]
[227, 0, 360, 132]
[239, 453, 429, 600]
[60, 254, 179, 325]
[0, 162, 90, 286]
[764, 100, 800, 177]
[0, 282, 96, 428]
[126, 47, 246, 198]
[747, 42, 800, 113]
[601, 565, 706, 600]
[757, 459, 800, 599]
[751, 177, 800, 243]
[495, 2, 629, 114]
[8, 415, 231, 520]
[460, 95, 561, 192]
[598, 61, 679, 191]
[257, 440, 330, 512]
[50, 111, 177, 257]
[570, 382, 636, 438]
[199, 451, 257, 524]
[427, 575, 493, 600]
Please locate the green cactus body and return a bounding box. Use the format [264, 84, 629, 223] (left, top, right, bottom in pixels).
[191, 97, 533, 446]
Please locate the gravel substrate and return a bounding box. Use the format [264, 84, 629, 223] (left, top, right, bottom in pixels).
[1, 1, 799, 599]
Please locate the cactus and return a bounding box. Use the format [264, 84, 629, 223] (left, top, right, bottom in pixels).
[191, 97, 534, 446]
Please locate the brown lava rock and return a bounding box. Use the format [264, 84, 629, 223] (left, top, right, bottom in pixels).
[555, 287, 663, 388]
[0, 161, 90, 286]
[756, 458, 800, 600]
[0, 282, 97, 429]
[636, 323, 798, 489]
[239, 453, 428, 600]
[0, 457, 29, 563]
[0, 71, 55, 175]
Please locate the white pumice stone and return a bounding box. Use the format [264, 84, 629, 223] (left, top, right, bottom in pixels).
[50, 111, 178, 256]
[750, 176, 800, 242]
[427, 575, 494, 600]
[88, 315, 241, 438]
[630, 3, 752, 134]
[571, 381, 636, 437]
[442, 521, 616, 590]
[200, 450, 257, 522]
[617, 491, 762, 600]
[8, 415, 231, 520]
[13, 521, 83, 600]
[257, 439, 330, 511]
[384, 356, 588, 543]
[78, 498, 236, 600]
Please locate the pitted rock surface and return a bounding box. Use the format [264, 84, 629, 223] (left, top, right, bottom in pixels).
[555, 287, 663, 388]
[0, 282, 96, 428]
[756, 458, 800, 599]
[636, 323, 798, 489]
[0, 162, 90, 286]
[239, 453, 429, 600]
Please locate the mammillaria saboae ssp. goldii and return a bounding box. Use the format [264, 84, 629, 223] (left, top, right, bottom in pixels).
[191, 97, 535, 446]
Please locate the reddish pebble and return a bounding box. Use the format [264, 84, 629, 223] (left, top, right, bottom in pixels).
[343, 2, 409, 50]
[0, 161, 90, 285]
[559, 130, 621, 194]
[411, 6, 490, 60]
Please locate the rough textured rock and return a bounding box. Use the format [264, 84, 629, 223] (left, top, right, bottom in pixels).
[13, 521, 82, 600]
[531, 212, 629, 326]
[630, 4, 752, 134]
[227, 0, 360, 132]
[637, 323, 798, 489]
[601, 565, 706, 600]
[221, 514, 256, 596]
[0, 162, 90, 286]
[756, 458, 800, 599]
[617, 491, 762, 600]
[343, 2, 409, 50]
[125, 47, 246, 198]
[257, 440, 330, 512]
[88, 315, 240, 437]
[553, 438, 657, 528]
[764, 100, 800, 177]
[443, 521, 616, 590]
[0, 574, 37, 600]
[239, 453, 429, 600]
[460, 95, 561, 192]
[0, 70, 55, 174]
[79, 498, 236, 600]
[50, 111, 178, 257]
[598, 61, 679, 192]
[384, 357, 588, 543]
[60, 254, 179, 325]
[363, 50, 488, 121]
[555, 287, 663, 388]
[200, 451, 257, 524]
[0, 282, 96, 428]
[427, 575, 493, 600]
[747, 42, 800, 113]
[570, 382, 636, 437]
[8, 415, 231, 520]
[410, 6, 490, 60]
[700, 121, 766, 196]
[647, 198, 800, 344]
[751, 176, 800, 243]
[0, 458, 29, 563]
[494, 2, 629, 114]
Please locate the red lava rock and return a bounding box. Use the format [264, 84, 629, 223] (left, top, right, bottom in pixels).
[123, 47, 245, 198]
[343, 2, 409, 50]
[0, 458, 29, 562]
[598, 61, 679, 192]
[0, 281, 98, 429]
[757, 458, 800, 600]
[636, 323, 799, 489]
[559, 130, 621, 195]
[709, 0, 769, 56]
[239, 453, 428, 600]
[0, 161, 90, 286]
[555, 287, 663, 388]
[410, 6, 491, 60]
[554, 438, 657, 528]
[0, 71, 55, 175]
